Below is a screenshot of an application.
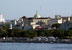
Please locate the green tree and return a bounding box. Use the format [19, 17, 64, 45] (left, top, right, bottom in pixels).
[67, 30, 72, 38]
[51, 23, 61, 29]
[45, 30, 54, 37]
[52, 29, 64, 38]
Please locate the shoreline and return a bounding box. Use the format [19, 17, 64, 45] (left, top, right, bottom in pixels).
[0, 41, 72, 44]
[0, 37, 72, 44]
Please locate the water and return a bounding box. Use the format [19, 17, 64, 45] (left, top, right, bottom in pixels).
[0, 43, 72, 50]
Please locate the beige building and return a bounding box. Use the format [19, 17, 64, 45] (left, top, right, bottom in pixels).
[10, 12, 72, 30]
[21, 12, 50, 30]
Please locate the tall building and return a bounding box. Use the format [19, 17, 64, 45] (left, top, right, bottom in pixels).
[0, 14, 5, 23]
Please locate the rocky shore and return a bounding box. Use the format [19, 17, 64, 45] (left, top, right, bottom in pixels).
[0, 37, 72, 43]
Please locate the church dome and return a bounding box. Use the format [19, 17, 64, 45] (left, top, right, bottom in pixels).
[34, 11, 41, 18]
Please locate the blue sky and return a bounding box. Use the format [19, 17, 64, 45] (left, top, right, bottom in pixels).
[0, 0, 72, 20]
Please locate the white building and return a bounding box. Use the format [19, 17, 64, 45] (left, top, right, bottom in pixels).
[0, 14, 5, 23]
[48, 18, 63, 25]
[9, 19, 23, 29]
[9, 23, 12, 29]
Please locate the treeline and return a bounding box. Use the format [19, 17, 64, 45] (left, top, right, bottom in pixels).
[0, 28, 72, 39]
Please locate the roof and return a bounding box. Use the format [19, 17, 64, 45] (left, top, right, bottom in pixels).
[28, 17, 50, 19]
[62, 17, 72, 20]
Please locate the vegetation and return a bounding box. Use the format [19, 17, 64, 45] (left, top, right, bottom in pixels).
[51, 23, 61, 28]
[0, 27, 72, 39]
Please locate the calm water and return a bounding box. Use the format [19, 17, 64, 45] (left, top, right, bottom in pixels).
[0, 43, 72, 50]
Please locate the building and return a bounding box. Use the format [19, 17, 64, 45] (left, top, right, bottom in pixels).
[60, 21, 72, 30]
[9, 12, 72, 30]
[9, 19, 23, 29]
[48, 18, 62, 25]
[20, 12, 50, 30]
[0, 14, 5, 23]
[47, 15, 72, 30]
[60, 17, 72, 30]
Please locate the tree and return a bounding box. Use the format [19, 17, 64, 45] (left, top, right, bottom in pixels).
[45, 30, 54, 37]
[37, 30, 45, 36]
[66, 30, 72, 38]
[52, 29, 64, 38]
[51, 23, 61, 29]
[0, 29, 6, 37]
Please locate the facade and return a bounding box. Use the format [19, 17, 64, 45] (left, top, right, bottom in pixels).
[9, 12, 72, 30]
[20, 12, 50, 30]
[9, 19, 23, 29]
[60, 17, 72, 30]
[0, 14, 6, 28]
[0, 14, 5, 23]
[48, 18, 62, 25]
[60, 21, 72, 30]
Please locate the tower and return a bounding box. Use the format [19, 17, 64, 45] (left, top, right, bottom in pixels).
[0, 14, 5, 23]
[9, 23, 12, 29]
[15, 19, 17, 25]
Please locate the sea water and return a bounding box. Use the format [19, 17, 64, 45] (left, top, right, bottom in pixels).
[0, 43, 72, 50]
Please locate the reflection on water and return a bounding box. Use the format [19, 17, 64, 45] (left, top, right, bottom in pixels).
[0, 43, 72, 50]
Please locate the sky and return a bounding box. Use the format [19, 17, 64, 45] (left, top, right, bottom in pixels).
[0, 0, 72, 20]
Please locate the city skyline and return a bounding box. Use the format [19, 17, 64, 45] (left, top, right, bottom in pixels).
[0, 0, 72, 20]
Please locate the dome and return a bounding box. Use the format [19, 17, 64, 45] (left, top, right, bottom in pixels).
[34, 11, 41, 18]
